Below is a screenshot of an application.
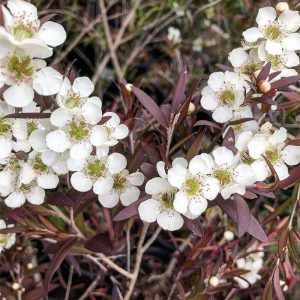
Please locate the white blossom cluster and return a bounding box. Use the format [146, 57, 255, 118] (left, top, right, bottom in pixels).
[201, 3, 300, 123]
[234, 244, 264, 289]
[138, 3, 300, 231]
[0, 0, 144, 209]
[0, 0, 299, 242]
[0, 219, 15, 254]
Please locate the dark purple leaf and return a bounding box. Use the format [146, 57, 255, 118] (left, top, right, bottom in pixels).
[184, 217, 204, 237]
[187, 129, 206, 161]
[256, 62, 271, 82]
[140, 162, 157, 179]
[44, 237, 77, 297]
[85, 233, 112, 255]
[0, 6, 4, 27]
[194, 120, 221, 130]
[271, 75, 300, 90]
[221, 268, 251, 279]
[234, 195, 250, 237]
[243, 191, 257, 199]
[216, 64, 233, 72]
[113, 197, 145, 221]
[273, 266, 285, 300]
[222, 127, 236, 152]
[228, 118, 254, 126]
[215, 196, 268, 242]
[279, 165, 300, 188]
[46, 192, 74, 207]
[5, 112, 51, 119]
[171, 65, 187, 116]
[132, 87, 168, 128]
[39, 13, 57, 26]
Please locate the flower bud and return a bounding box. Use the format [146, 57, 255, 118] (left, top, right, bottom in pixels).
[276, 2, 289, 13]
[12, 283, 20, 290]
[258, 80, 271, 93]
[209, 276, 219, 287]
[187, 102, 196, 115]
[125, 83, 133, 93]
[27, 263, 34, 270]
[224, 230, 234, 241]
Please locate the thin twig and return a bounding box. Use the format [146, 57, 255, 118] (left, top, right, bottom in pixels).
[78, 274, 101, 300]
[92, 0, 141, 83]
[99, 0, 123, 82]
[97, 253, 133, 279]
[124, 223, 149, 300]
[64, 265, 74, 300]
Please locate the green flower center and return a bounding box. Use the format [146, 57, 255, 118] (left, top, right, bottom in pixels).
[184, 178, 201, 196]
[0, 117, 11, 135]
[240, 150, 255, 165]
[219, 90, 235, 105]
[0, 234, 9, 245]
[68, 119, 89, 141]
[20, 183, 31, 192]
[264, 25, 282, 41]
[27, 120, 38, 136]
[161, 190, 176, 208]
[113, 173, 127, 190]
[12, 24, 35, 41]
[63, 92, 83, 109]
[266, 54, 282, 70]
[242, 63, 261, 76]
[213, 169, 232, 186]
[9, 156, 21, 172]
[265, 147, 280, 163]
[7, 54, 34, 82]
[32, 154, 47, 173]
[86, 159, 106, 178]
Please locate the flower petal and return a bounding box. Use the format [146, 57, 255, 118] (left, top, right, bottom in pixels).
[36, 21, 66, 47]
[98, 191, 119, 208]
[71, 172, 93, 192]
[145, 177, 171, 195]
[33, 67, 63, 96]
[93, 176, 114, 195]
[26, 186, 45, 205]
[127, 172, 144, 186]
[120, 186, 140, 206]
[46, 130, 70, 153]
[282, 145, 300, 166]
[282, 33, 300, 51]
[138, 199, 160, 222]
[242, 27, 264, 43]
[4, 83, 34, 108]
[256, 7, 276, 27]
[70, 142, 92, 160]
[157, 209, 184, 231]
[189, 196, 208, 216]
[212, 146, 234, 167]
[107, 153, 127, 174]
[90, 125, 108, 147]
[37, 173, 59, 189]
[50, 108, 73, 127]
[73, 77, 94, 97]
[5, 192, 26, 208]
[173, 191, 188, 213]
[212, 106, 233, 123]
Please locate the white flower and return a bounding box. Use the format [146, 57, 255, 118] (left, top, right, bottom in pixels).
[167, 26, 181, 44]
[234, 245, 264, 289]
[224, 230, 235, 241]
[0, 0, 66, 59]
[0, 155, 46, 207]
[0, 51, 63, 107]
[243, 7, 300, 55]
[70, 153, 127, 194]
[228, 47, 262, 77]
[0, 101, 14, 159]
[52, 76, 102, 125]
[98, 170, 144, 208]
[166, 156, 220, 217]
[200, 71, 248, 123]
[0, 219, 16, 253]
[138, 177, 184, 231]
[26, 151, 59, 189]
[223, 106, 259, 140]
[236, 123, 300, 181]
[211, 147, 256, 199]
[257, 41, 299, 73]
